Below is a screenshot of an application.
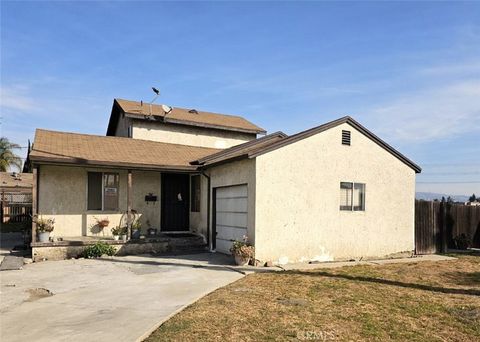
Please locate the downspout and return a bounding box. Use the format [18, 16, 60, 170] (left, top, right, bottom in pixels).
[201, 170, 211, 251]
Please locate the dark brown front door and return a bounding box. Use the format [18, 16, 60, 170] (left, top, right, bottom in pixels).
[161, 173, 190, 231]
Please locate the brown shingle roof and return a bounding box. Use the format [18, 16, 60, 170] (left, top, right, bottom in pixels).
[0, 172, 33, 189]
[111, 98, 266, 134]
[29, 129, 221, 171]
[191, 132, 287, 167]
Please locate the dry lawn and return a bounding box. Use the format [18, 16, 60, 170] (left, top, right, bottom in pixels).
[146, 254, 480, 342]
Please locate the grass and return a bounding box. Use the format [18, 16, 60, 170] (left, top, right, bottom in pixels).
[146, 254, 480, 342]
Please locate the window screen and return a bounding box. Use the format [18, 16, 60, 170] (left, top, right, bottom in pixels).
[340, 182, 353, 210]
[353, 183, 365, 211]
[191, 175, 201, 212]
[103, 173, 119, 211]
[87, 172, 102, 210]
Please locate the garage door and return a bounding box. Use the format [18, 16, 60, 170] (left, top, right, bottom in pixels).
[215, 185, 248, 254]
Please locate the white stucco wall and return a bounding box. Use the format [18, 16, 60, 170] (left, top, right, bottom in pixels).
[254, 123, 416, 264]
[189, 174, 208, 237]
[207, 159, 256, 248]
[37, 165, 164, 237]
[131, 120, 256, 148]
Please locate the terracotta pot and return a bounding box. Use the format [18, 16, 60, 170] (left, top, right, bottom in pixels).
[234, 254, 250, 266]
[38, 232, 50, 243]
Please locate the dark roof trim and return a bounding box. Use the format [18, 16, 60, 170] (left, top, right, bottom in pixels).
[248, 116, 422, 173]
[30, 156, 198, 173]
[190, 131, 287, 165]
[106, 99, 123, 136]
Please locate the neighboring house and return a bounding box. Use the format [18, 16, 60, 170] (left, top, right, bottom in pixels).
[28, 99, 421, 264]
[0, 172, 33, 223]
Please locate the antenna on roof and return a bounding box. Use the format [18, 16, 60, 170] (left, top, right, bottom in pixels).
[148, 87, 161, 118]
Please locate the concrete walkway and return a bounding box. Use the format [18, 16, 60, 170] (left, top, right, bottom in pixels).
[0, 253, 243, 342]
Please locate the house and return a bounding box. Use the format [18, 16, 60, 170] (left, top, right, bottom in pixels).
[28, 98, 421, 264]
[0, 172, 33, 223]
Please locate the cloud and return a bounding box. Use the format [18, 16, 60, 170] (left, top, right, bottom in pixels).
[0, 86, 35, 111]
[365, 80, 480, 143]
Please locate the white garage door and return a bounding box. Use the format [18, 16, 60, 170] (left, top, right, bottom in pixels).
[215, 184, 248, 254]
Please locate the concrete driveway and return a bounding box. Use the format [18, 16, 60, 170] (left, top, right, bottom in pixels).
[0, 253, 243, 342]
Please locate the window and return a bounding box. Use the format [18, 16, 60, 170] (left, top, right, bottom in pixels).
[340, 182, 365, 211]
[87, 172, 119, 211]
[342, 130, 351, 145]
[191, 175, 201, 212]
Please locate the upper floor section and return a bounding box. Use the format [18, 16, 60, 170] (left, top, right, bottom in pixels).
[106, 99, 266, 149]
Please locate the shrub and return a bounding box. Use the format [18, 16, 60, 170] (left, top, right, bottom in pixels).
[82, 242, 116, 258]
[454, 234, 471, 250]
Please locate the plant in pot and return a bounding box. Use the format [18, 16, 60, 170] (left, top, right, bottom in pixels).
[92, 217, 110, 236]
[34, 216, 55, 242]
[120, 226, 127, 241]
[230, 236, 255, 266]
[131, 219, 142, 239]
[146, 220, 157, 236]
[111, 226, 122, 241]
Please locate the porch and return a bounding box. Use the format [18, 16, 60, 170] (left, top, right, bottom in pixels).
[30, 164, 211, 260]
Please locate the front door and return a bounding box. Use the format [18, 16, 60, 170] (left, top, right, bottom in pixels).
[161, 173, 190, 231]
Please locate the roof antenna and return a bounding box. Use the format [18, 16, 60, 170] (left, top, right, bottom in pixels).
[148, 87, 160, 118]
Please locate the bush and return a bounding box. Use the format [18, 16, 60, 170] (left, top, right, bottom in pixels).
[454, 234, 471, 250]
[82, 242, 116, 258]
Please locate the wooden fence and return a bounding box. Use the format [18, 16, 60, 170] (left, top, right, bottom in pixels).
[415, 200, 480, 254]
[1, 192, 33, 224]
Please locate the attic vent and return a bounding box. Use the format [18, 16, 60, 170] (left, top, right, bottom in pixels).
[188, 109, 198, 114]
[342, 130, 351, 145]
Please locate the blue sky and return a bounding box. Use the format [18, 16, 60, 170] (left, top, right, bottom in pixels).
[1, 1, 479, 196]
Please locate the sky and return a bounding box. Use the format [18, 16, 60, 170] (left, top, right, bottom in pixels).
[1, 1, 479, 196]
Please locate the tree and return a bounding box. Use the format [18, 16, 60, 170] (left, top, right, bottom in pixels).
[0, 137, 22, 172]
[469, 194, 477, 202]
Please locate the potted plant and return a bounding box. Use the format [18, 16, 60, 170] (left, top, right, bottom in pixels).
[34, 216, 55, 242]
[111, 226, 122, 240]
[146, 220, 157, 236]
[120, 226, 127, 241]
[131, 219, 142, 239]
[230, 236, 255, 266]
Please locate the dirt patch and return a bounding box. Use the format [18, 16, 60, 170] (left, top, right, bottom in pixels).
[26, 288, 54, 302]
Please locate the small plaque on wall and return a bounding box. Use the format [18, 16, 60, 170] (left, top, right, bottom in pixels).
[145, 194, 157, 202]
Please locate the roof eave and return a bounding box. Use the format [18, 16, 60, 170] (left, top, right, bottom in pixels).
[29, 155, 198, 172]
[125, 112, 266, 135]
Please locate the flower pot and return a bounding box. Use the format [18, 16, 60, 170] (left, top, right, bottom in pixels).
[121, 234, 127, 242]
[38, 232, 50, 243]
[113, 235, 120, 241]
[132, 229, 141, 239]
[234, 254, 250, 266]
